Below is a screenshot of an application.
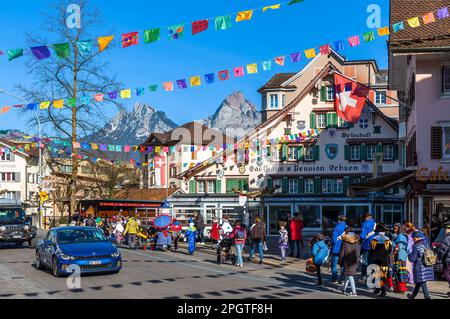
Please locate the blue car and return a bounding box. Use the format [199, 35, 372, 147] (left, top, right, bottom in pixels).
[36, 226, 122, 277]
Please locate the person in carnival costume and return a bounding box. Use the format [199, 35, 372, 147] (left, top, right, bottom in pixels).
[369, 223, 393, 297]
[185, 219, 197, 255]
[392, 223, 409, 293]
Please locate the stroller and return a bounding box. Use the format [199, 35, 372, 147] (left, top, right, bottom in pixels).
[216, 233, 237, 265]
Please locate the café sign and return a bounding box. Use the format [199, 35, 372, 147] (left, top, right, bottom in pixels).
[417, 167, 450, 182]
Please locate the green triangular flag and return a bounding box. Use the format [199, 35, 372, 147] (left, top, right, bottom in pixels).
[215, 15, 232, 31]
[363, 31, 376, 42]
[288, 0, 304, 5]
[144, 28, 160, 44]
[8, 48, 23, 61]
[53, 43, 70, 58]
[67, 98, 77, 107]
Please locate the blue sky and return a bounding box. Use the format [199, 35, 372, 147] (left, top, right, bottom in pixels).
[0, 0, 390, 138]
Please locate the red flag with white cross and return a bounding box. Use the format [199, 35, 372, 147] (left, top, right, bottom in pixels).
[334, 73, 370, 123]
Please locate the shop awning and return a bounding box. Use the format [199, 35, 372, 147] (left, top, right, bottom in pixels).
[348, 170, 415, 197]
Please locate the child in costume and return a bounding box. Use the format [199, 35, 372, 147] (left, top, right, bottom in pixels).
[185, 222, 197, 255]
[169, 218, 183, 252]
[278, 221, 289, 261]
[157, 228, 172, 251]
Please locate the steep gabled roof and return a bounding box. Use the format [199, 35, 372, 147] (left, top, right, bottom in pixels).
[258, 73, 297, 92]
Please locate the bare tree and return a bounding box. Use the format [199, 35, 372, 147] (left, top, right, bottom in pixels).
[17, 0, 122, 215]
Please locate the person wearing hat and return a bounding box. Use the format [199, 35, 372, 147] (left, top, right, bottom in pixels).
[330, 215, 347, 283]
[407, 231, 434, 299]
[391, 223, 409, 293]
[369, 223, 393, 297]
[438, 223, 450, 298]
[311, 233, 329, 287]
[358, 212, 377, 284]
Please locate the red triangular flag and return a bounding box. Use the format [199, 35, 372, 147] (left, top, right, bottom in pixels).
[192, 19, 209, 35]
[334, 73, 370, 123]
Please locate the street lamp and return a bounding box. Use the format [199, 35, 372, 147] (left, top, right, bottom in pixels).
[0, 89, 44, 229]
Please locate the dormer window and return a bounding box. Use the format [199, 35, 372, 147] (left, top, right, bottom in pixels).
[320, 86, 334, 102]
[270, 94, 279, 109]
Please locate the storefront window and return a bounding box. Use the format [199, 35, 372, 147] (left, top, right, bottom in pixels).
[382, 204, 402, 226]
[298, 205, 321, 228]
[346, 206, 369, 228]
[268, 206, 291, 235]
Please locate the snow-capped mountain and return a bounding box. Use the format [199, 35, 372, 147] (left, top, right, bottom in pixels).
[87, 103, 178, 144]
[200, 91, 261, 139]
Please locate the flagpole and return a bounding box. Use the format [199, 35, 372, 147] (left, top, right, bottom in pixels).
[330, 70, 414, 110]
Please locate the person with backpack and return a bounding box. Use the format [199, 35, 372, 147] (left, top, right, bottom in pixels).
[338, 226, 361, 297]
[279, 221, 289, 262]
[289, 213, 304, 259]
[248, 217, 266, 264]
[311, 233, 329, 287]
[233, 221, 247, 267]
[330, 215, 347, 284]
[438, 223, 450, 298]
[407, 231, 435, 299]
[359, 213, 376, 284]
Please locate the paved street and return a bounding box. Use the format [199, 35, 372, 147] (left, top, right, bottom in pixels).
[0, 240, 448, 299]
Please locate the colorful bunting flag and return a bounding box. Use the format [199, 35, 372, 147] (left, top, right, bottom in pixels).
[163, 82, 174, 91]
[122, 32, 139, 48]
[236, 10, 253, 22]
[392, 22, 405, 33]
[80, 96, 90, 105]
[288, 0, 304, 5]
[176, 79, 187, 89]
[30, 46, 51, 60]
[76, 40, 93, 56]
[168, 24, 184, 40]
[363, 31, 375, 42]
[407, 17, 420, 28]
[67, 98, 77, 107]
[215, 15, 232, 31]
[333, 40, 345, 52]
[233, 67, 244, 77]
[136, 87, 145, 96]
[190, 76, 201, 87]
[148, 84, 158, 92]
[261, 60, 272, 71]
[437, 7, 449, 19]
[304, 48, 316, 59]
[246, 63, 258, 74]
[319, 44, 331, 55]
[8, 49, 23, 61]
[377, 27, 390, 36]
[290, 52, 301, 63]
[98, 36, 114, 51]
[422, 12, 435, 24]
[204, 73, 215, 84]
[53, 43, 70, 58]
[274, 56, 285, 66]
[263, 4, 281, 12]
[26, 103, 38, 111]
[144, 29, 160, 44]
[94, 94, 104, 102]
[218, 70, 229, 81]
[0, 106, 11, 114]
[192, 20, 209, 35]
[348, 35, 361, 47]
[53, 99, 64, 109]
[120, 89, 132, 99]
[108, 91, 118, 99]
[39, 101, 51, 109]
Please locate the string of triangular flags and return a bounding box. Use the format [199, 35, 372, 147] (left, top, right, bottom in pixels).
[0, 1, 304, 62]
[1, 5, 448, 115]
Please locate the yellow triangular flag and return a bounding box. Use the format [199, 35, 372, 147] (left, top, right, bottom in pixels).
[39, 101, 51, 109]
[120, 89, 131, 99]
[190, 76, 201, 87]
[407, 17, 420, 28]
[263, 4, 281, 12]
[246, 63, 258, 74]
[98, 35, 114, 52]
[53, 99, 64, 109]
[377, 26, 390, 36]
[236, 10, 254, 22]
[304, 48, 317, 59]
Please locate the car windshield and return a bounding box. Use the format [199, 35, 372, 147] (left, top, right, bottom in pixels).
[0, 209, 26, 224]
[434, 229, 446, 243]
[57, 229, 108, 244]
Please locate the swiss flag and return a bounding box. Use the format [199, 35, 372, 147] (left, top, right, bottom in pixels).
[154, 156, 166, 187]
[334, 73, 370, 123]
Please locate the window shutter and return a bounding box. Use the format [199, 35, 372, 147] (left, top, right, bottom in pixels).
[431, 127, 442, 159]
[394, 144, 399, 160]
[369, 90, 375, 103]
[326, 113, 333, 128]
[281, 145, 288, 161]
[267, 177, 273, 189]
[215, 180, 222, 194]
[298, 145, 304, 161]
[314, 145, 320, 161]
[360, 144, 367, 161]
[343, 177, 349, 195]
[376, 143, 383, 153]
[314, 177, 321, 194]
[344, 145, 350, 160]
[266, 146, 271, 158]
[310, 113, 317, 129]
[320, 86, 327, 101]
[299, 177, 304, 194]
[189, 180, 196, 194]
[331, 112, 338, 128]
[282, 178, 289, 194]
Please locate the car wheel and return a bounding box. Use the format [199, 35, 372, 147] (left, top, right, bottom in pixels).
[35, 251, 44, 270]
[28, 238, 37, 249]
[51, 257, 61, 277]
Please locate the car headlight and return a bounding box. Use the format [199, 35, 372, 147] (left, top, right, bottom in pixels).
[60, 254, 75, 261]
[111, 251, 120, 258]
[0, 226, 5, 232]
[24, 225, 30, 231]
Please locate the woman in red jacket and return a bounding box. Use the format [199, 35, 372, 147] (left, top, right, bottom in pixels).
[289, 212, 304, 258]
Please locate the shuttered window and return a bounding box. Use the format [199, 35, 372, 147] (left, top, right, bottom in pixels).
[431, 127, 442, 159]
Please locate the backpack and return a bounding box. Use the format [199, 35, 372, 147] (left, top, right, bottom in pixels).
[251, 223, 265, 240]
[235, 229, 246, 239]
[422, 247, 437, 267]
